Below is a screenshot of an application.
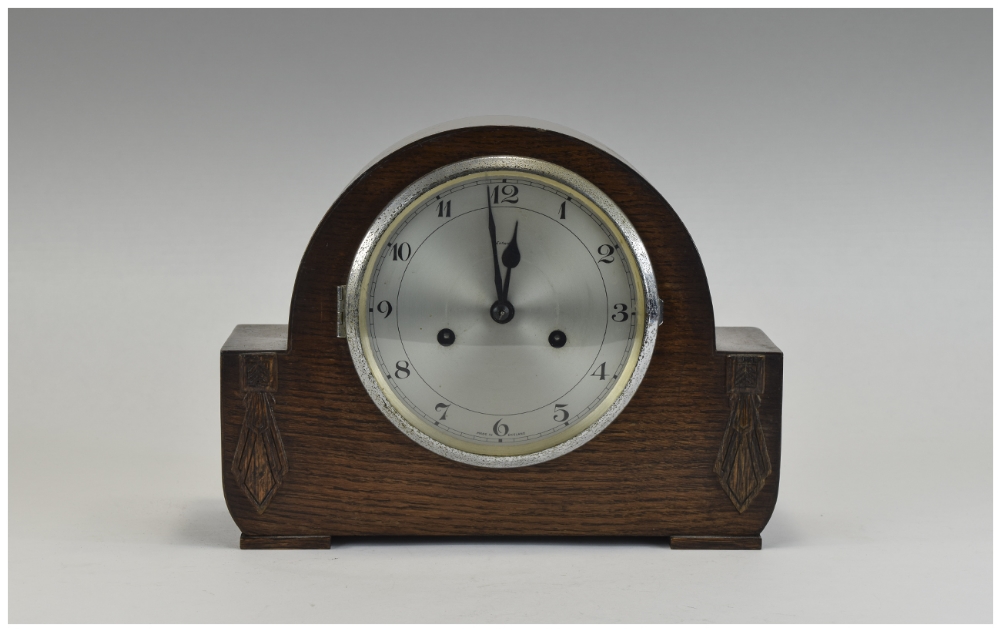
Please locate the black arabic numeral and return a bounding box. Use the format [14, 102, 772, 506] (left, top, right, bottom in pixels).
[493, 419, 509, 436]
[559, 201, 566, 219]
[612, 303, 629, 322]
[435, 403, 450, 421]
[437, 200, 451, 217]
[553, 404, 569, 423]
[391, 242, 411, 261]
[491, 184, 519, 204]
[591, 362, 607, 380]
[597, 244, 615, 264]
[394, 360, 410, 379]
[376, 300, 393, 318]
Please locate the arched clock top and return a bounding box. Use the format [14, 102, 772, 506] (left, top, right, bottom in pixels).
[286, 124, 716, 356]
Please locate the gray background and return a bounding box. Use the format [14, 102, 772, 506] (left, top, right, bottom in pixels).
[9, 9, 991, 622]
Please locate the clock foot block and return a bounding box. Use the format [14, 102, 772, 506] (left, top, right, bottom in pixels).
[670, 535, 762, 550]
[239, 534, 332, 550]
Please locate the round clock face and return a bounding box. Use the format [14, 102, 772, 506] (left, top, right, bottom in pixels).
[347, 157, 659, 467]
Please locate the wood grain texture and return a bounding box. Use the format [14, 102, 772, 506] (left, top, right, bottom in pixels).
[231, 353, 288, 513]
[219, 126, 783, 544]
[240, 534, 332, 550]
[670, 535, 762, 550]
[714, 355, 772, 513]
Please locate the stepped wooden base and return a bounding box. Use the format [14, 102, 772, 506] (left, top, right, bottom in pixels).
[670, 535, 762, 550]
[240, 534, 332, 550]
[240, 534, 761, 549]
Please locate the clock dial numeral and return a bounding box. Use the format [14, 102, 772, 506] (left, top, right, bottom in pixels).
[553, 404, 569, 423]
[437, 200, 451, 217]
[376, 300, 393, 318]
[390, 242, 411, 261]
[597, 244, 615, 264]
[490, 184, 519, 204]
[394, 360, 411, 379]
[591, 362, 607, 380]
[435, 403, 450, 421]
[612, 303, 629, 322]
[493, 419, 509, 436]
[559, 201, 566, 219]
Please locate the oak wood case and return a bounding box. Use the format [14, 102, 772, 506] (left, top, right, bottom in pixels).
[220, 126, 783, 549]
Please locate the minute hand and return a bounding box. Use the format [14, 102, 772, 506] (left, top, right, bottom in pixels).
[487, 191, 504, 303]
[500, 221, 520, 303]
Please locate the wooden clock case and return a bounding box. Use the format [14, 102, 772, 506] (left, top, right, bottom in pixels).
[220, 120, 782, 550]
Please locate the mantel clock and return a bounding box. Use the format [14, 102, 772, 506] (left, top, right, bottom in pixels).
[220, 118, 783, 550]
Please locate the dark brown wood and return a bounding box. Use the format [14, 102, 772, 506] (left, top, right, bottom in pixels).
[714, 354, 772, 512]
[240, 534, 331, 550]
[670, 535, 762, 550]
[231, 352, 288, 513]
[220, 125, 783, 547]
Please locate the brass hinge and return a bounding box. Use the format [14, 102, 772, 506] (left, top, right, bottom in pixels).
[336, 285, 347, 338]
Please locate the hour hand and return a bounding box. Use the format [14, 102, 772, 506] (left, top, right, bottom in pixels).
[500, 221, 520, 303]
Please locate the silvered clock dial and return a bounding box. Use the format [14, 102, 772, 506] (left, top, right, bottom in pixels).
[346, 156, 661, 467]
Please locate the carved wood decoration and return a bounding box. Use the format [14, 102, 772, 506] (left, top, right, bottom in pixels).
[714, 354, 771, 513]
[232, 353, 287, 513]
